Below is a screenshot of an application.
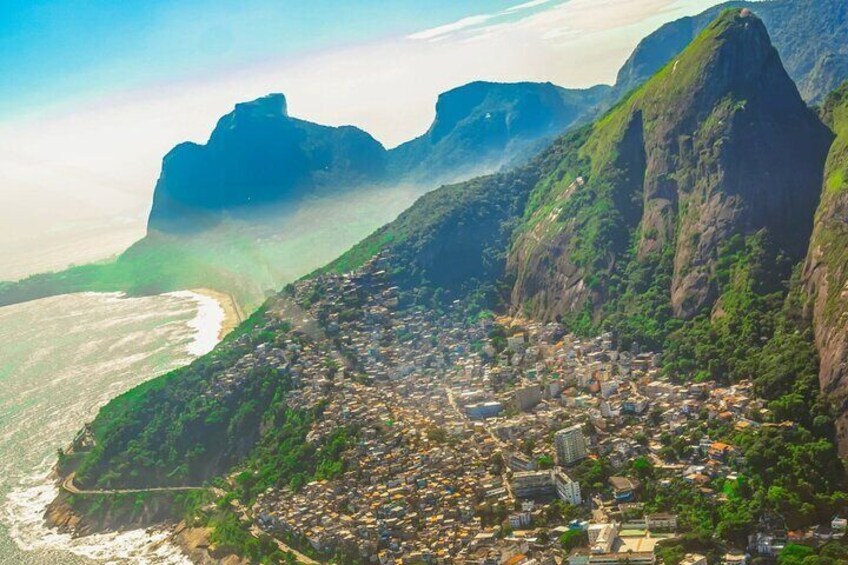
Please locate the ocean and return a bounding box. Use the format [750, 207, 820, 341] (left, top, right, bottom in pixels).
[0, 291, 224, 564]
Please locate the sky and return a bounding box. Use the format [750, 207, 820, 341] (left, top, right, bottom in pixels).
[0, 0, 727, 280]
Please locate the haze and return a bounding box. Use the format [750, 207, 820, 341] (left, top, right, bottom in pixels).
[0, 0, 726, 280]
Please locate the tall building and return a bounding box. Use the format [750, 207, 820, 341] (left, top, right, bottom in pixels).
[554, 469, 582, 505]
[515, 385, 542, 411]
[555, 424, 587, 466]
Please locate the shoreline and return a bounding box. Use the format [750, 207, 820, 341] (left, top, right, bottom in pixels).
[189, 288, 244, 340]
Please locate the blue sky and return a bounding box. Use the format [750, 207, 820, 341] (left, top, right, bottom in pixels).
[0, 0, 540, 118]
[0, 0, 725, 279]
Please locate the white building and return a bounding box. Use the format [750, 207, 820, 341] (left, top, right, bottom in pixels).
[556, 424, 588, 466]
[555, 469, 582, 505]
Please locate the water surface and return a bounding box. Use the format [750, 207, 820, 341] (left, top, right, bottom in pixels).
[0, 292, 220, 564]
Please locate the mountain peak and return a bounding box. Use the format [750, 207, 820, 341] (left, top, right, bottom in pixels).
[388, 80, 611, 184]
[635, 7, 779, 108]
[232, 93, 289, 121]
[508, 8, 831, 323]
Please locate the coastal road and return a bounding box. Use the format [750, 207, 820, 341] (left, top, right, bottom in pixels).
[61, 472, 206, 495]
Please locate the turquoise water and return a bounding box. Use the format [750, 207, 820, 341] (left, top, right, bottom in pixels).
[0, 292, 216, 564]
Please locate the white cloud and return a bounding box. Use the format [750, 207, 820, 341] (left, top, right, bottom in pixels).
[505, 0, 557, 13]
[407, 14, 496, 41]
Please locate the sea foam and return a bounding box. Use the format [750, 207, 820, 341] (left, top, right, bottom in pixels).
[166, 291, 226, 356]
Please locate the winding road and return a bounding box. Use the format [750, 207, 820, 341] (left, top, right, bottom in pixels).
[61, 472, 206, 495]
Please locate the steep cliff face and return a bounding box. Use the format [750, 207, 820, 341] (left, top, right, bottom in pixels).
[508, 9, 831, 323]
[803, 83, 848, 455]
[148, 93, 387, 233]
[147, 83, 611, 235]
[388, 81, 611, 185]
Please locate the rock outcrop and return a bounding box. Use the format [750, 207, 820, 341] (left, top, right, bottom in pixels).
[388, 81, 611, 184]
[148, 93, 388, 233]
[508, 9, 831, 322]
[614, 0, 848, 104]
[147, 83, 612, 235]
[803, 83, 848, 455]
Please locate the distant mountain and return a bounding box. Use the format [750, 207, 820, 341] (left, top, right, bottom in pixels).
[803, 83, 848, 454]
[614, 0, 848, 104]
[148, 0, 848, 236]
[148, 93, 387, 233]
[388, 81, 611, 185]
[148, 83, 612, 234]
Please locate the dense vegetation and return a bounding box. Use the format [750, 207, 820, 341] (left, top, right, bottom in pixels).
[322, 168, 538, 307]
[74, 306, 321, 490]
[69, 302, 354, 561]
[510, 8, 830, 325]
[609, 228, 848, 540]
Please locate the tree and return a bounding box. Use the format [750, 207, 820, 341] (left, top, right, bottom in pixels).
[778, 544, 815, 565]
[632, 457, 654, 480]
[560, 529, 588, 552]
[537, 454, 554, 469]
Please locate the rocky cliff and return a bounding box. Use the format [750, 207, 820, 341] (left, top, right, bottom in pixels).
[508, 9, 831, 324]
[147, 93, 387, 233]
[388, 81, 611, 185]
[147, 83, 611, 235]
[803, 83, 848, 455]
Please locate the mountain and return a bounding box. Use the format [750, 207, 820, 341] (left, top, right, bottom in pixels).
[803, 83, 848, 454]
[53, 10, 848, 557]
[331, 9, 833, 338]
[148, 0, 848, 238]
[509, 8, 831, 326]
[148, 83, 612, 235]
[147, 93, 388, 233]
[388, 81, 611, 185]
[614, 0, 848, 104]
[9, 0, 848, 314]
[0, 82, 612, 309]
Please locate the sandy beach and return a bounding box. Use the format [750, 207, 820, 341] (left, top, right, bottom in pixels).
[190, 288, 244, 339]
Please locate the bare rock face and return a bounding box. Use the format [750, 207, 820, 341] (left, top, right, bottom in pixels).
[148, 93, 388, 234]
[147, 83, 613, 235]
[508, 9, 831, 323]
[802, 83, 848, 455]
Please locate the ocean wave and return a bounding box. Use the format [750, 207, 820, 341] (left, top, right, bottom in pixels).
[165, 291, 225, 356]
[5, 472, 190, 565]
[0, 291, 224, 563]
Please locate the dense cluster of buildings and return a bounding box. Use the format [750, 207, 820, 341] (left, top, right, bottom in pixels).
[217, 254, 837, 564]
